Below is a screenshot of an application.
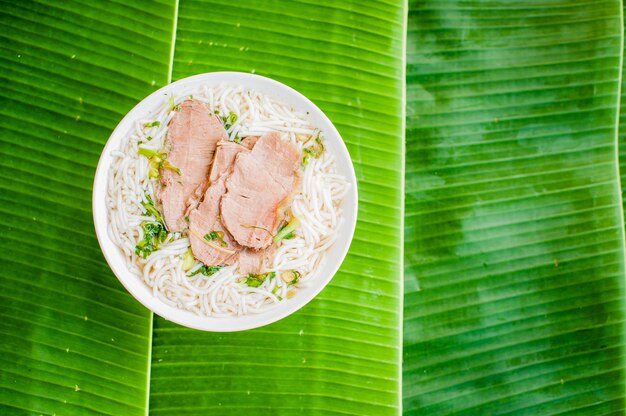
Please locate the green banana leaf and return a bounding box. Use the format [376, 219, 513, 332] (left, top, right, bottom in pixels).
[3, 0, 626, 415]
[0, 0, 176, 414]
[0, 0, 404, 415]
[621, 3, 626, 218]
[150, 1, 405, 414]
[404, 0, 626, 414]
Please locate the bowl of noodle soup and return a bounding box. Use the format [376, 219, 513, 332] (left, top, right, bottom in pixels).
[93, 72, 357, 331]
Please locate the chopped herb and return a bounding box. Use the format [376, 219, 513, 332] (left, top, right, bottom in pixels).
[291, 270, 301, 285]
[243, 271, 276, 288]
[160, 159, 181, 175]
[281, 270, 301, 285]
[271, 286, 283, 301]
[273, 218, 299, 243]
[144, 121, 160, 128]
[188, 265, 222, 277]
[141, 194, 165, 226]
[244, 276, 263, 287]
[184, 216, 190, 222]
[221, 111, 238, 130]
[204, 230, 227, 247]
[304, 148, 320, 158]
[147, 136, 153, 141]
[233, 134, 242, 144]
[138, 147, 181, 178]
[314, 137, 325, 153]
[148, 158, 160, 178]
[138, 147, 159, 158]
[301, 137, 324, 168]
[135, 220, 168, 259]
[169, 94, 181, 112]
[182, 248, 195, 271]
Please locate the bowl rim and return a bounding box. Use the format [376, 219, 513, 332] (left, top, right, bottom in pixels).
[92, 71, 358, 331]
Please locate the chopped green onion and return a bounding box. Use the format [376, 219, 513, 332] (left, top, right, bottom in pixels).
[169, 95, 181, 112]
[315, 137, 324, 152]
[135, 219, 168, 258]
[221, 111, 238, 130]
[273, 218, 299, 242]
[302, 137, 324, 167]
[188, 265, 222, 277]
[182, 248, 195, 271]
[301, 154, 310, 168]
[244, 276, 263, 287]
[138, 147, 160, 159]
[160, 159, 181, 175]
[280, 270, 301, 285]
[243, 271, 276, 288]
[271, 286, 283, 301]
[204, 230, 227, 247]
[141, 194, 165, 226]
[138, 147, 181, 178]
[291, 270, 301, 285]
[144, 121, 160, 128]
[148, 158, 160, 178]
[304, 148, 317, 158]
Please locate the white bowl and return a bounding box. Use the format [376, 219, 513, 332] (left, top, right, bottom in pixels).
[92, 72, 358, 332]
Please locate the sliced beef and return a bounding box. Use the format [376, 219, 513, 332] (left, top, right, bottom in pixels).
[189, 140, 247, 266]
[238, 246, 276, 275]
[238, 249, 263, 275]
[208, 141, 248, 184]
[158, 100, 227, 232]
[241, 135, 259, 150]
[188, 176, 239, 266]
[220, 132, 301, 250]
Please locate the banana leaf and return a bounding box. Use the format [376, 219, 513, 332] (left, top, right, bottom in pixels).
[0, 0, 176, 414]
[149, 1, 405, 414]
[621, 3, 626, 218]
[0, 0, 404, 414]
[404, 0, 626, 414]
[3, 0, 626, 414]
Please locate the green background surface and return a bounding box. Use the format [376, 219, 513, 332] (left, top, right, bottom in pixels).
[404, 0, 626, 414]
[1, 0, 625, 415]
[1, 0, 404, 415]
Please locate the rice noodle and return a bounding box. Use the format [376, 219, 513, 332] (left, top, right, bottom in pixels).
[106, 84, 348, 317]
